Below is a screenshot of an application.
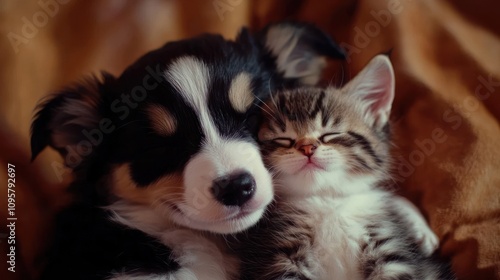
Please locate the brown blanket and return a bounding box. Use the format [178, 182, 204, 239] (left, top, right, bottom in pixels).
[0, 0, 498, 279]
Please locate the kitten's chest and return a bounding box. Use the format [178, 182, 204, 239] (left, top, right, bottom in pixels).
[298, 194, 386, 280]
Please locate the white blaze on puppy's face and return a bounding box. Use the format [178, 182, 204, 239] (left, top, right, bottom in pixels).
[158, 56, 274, 233]
[165, 56, 219, 143]
[228, 72, 255, 113]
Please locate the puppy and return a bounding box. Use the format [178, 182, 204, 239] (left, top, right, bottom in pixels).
[30, 22, 345, 280]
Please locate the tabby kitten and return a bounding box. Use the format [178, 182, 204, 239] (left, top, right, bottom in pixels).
[233, 55, 453, 280]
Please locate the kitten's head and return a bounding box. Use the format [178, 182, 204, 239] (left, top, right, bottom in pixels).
[258, 55, 395, 197]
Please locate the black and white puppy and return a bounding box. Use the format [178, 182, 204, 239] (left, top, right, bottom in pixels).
[31, 22, 345, 280]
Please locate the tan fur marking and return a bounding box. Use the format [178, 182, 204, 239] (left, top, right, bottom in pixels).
[148, 105, 177, 136]
[228, 72, 254, 113]
[112, 164, 184, 206]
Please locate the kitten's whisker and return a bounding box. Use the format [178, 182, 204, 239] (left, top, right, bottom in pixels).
[253, 103, 278, 123]
[254, 95, 275, 116]
[340, 63, 346, 86]
[267, 86, 280, 112]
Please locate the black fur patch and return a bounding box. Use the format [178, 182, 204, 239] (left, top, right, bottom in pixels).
[40, 205, 179, 280]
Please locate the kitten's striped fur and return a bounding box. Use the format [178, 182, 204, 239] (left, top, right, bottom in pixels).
[232, 56, 454, 280]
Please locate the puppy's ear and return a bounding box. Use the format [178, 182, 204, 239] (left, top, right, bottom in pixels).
[258, 21, 345, 85]
[30, 74, 112, 168]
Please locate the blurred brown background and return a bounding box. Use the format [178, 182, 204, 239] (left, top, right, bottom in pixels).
[0, 0, 499, 279]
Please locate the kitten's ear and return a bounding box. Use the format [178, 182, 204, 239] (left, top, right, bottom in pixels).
[31, 74, 112, 167]
[346, 55, 395, 128]
[258, 22, 346, 85]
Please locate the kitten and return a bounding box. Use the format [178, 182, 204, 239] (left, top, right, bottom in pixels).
[232, 55, 454, 280]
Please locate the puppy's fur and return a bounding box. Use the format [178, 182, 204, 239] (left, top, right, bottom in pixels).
[30, 22, 345, 279]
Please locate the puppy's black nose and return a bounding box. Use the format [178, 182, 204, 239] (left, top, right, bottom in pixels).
[212, 172, 255, 206]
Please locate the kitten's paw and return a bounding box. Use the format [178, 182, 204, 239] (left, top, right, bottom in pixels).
[414, 223, 439, 256]
[394, 197, 439, 256]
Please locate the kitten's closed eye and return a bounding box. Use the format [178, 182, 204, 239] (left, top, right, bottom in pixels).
[319, 133, 341, 143]
[271, 138, 295, 148]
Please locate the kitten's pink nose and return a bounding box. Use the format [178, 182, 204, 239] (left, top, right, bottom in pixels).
[299, 144, 317, 157]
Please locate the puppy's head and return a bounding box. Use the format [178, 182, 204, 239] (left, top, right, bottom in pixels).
[30, 22, 345, 234]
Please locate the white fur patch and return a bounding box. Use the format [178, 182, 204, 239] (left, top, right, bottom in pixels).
[165, 56, 219, 143]
[107, 201, 237, 280]
[148, 105, 177, 136]
[379, 262, 415, 277]
[288, 191, 390, 280]
[159, 229, 239, 280]
[274, 183, 436, 279]
[228, 72, 254, 113]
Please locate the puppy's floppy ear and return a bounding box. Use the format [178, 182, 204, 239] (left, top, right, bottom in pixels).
[258, 21, 346, 85]
[30, 74, 113, 167]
